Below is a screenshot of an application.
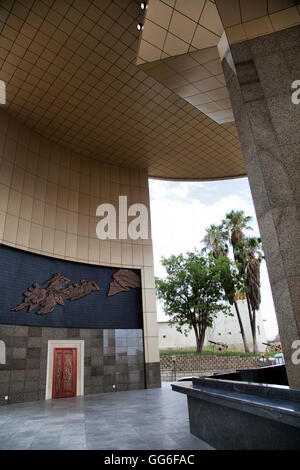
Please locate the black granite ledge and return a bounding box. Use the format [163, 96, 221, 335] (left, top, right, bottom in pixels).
[193, 376, 300, 403]
[172, 380, 300, 428]
[172, 378, 300, 449]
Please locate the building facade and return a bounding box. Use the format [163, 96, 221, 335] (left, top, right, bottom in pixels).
[158, 301, 268, 352]
[0, 109, 160, 405]
[0, 0, 299, 402]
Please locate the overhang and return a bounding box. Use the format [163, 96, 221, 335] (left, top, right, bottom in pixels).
[0, 0, 246, 180]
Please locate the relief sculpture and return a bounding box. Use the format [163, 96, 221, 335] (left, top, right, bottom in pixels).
[11, 272, 100, 315]
[107, 269, 140, 296]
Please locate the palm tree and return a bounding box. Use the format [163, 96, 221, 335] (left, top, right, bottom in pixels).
[224, 210, 264, 353]
[244, 237, 263, 354]
[224, 210, 253, 267]
[202, 223, 250, 352]
[202, 224, 229, 258]
[233, 236, 263, 353]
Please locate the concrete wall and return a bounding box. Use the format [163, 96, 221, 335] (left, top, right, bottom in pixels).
[159, 301, 267, 351]
[160, 354, 262, 381]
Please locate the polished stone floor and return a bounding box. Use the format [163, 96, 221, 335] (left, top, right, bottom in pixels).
[0, 382, 214, 450]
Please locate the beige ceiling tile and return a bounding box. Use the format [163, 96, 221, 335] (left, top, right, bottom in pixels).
[243, 15, 274, 39]
[269, 6, 300, 30]
[216, 73, 226, 85]
[164, 32, 189, 56]
[40, 20, 57, 36]
[137, 39, 162, 63]
[27, 11, 44, 29]
[214, 0, 241, 28]
[1, 27, 18, 47]
[185, 92, 212, 105]
[163, 53, 199, 72]
[1, 36, 13, 52]
[169, 10, 197, 44]
[215, 98, 232, 109]
[194, 75, 223, 92]
[11, 2, 30, 21]
[162, 0, 176, 6]
[145, 0, 173, 29]
[203, 58, 223, 75]
[189, 45, 219, 64]
[67, 6, 83, 26]
[180, 64, 212, 83]
[207, 109, 233, 119]
[191, 24, 220, 49]
[174, 0, 206, 22]
[206, 86, 229, 100]
[142, 19, 167, 50]
[46, 8, 63, 27]
[200, 0, 224, 35]
[240, 0, 268, 22]
[225, 23, 247, 44]
[268, 0, 295, 14]
[6, 13, 24, 33]
[161, 74, 190, 90]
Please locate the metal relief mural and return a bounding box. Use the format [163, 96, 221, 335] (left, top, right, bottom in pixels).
[107, 269, 141, 297]
[11, 273, 100, 315]
[0, 243, 142, 329]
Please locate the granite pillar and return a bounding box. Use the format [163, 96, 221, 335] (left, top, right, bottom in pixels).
[222, 25, 300, 388]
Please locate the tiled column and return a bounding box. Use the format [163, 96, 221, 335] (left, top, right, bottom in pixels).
[222, 25, 300, 388]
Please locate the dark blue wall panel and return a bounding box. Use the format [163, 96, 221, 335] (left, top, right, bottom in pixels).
[0, 244, 143, 329]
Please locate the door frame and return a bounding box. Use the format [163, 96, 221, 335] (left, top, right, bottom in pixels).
[45, 340, 84, 400]
[52, 347, 77, 399]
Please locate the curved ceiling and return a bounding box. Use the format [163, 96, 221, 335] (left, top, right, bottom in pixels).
[0, 0, 245, 180]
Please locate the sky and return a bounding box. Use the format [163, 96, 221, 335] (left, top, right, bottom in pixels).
[148, 177, 279, 340]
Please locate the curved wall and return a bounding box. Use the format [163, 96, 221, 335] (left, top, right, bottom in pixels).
[0, 109, 160, 396]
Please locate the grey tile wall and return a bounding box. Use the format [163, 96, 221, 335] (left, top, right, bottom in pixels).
[0, 325, 145, 405]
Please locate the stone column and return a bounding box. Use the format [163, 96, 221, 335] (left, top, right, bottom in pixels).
[221, 25, 300, 388]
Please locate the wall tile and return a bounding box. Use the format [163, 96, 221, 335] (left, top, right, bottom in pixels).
[41, 227, 54, 253]
[0, 183, 9, 212]
[54, 229, 66, 256]
[16, 218, 31, 247]
[29, 222, 43, 250]
[3, 213, 18, 243]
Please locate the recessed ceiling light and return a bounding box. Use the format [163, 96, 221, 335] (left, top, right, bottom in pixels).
[137, 23, 144, 31]
[141, 2, 148, 10]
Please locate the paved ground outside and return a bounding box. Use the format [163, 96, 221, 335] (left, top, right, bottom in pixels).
[0, 382, 214, 450]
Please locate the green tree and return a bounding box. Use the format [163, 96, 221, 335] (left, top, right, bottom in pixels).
[155, 251, 231, 353]
[202, 223, 250, 352]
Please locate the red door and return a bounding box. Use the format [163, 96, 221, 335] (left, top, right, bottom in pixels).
[52, 348, 77, 399]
